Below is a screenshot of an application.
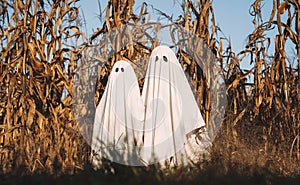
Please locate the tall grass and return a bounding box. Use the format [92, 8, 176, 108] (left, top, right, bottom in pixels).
[0, 0, 299, 177]
[0, 0, 88, 174]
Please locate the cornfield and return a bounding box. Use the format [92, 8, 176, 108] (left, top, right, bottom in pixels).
[0, 0, 299, 183]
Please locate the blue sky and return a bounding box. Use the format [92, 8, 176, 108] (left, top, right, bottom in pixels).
[77, 0, 278, 69]
[78, 0, 274, 50]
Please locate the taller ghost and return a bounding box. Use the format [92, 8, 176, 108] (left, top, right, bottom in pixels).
[141, 45, 206, 165]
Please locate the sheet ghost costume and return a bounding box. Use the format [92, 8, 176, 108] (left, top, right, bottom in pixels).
[91, 60, 144, 168]
[141, 45, 208, 165]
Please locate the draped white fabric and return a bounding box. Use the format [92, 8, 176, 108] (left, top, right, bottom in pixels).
[91, 60, 144, 167]
[91, 47, 209, 168]
[141, 45, 206, 164]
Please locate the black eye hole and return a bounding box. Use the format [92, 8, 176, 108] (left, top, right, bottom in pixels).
[121, 67, 124, 72]
[115, 67, 119, 72]
[155, 56, 159, 62]
[163, 56, 168, 62]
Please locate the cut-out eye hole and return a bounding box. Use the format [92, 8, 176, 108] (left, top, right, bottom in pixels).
[121, 67, 124, 72]
[155, 56, 159, 62]
[115, 67, 119, 72]
[163, 56, 168, 62]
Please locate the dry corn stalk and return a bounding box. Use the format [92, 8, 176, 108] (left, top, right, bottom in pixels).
[0, 0, 88, 174]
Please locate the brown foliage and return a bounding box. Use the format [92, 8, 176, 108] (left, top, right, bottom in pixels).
[0, 0, 88, 174]
[0, 0, 299, 176]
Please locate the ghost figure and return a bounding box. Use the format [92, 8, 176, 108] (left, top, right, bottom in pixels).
[141, 45, 208, 166]
[91, 60, 144, 168]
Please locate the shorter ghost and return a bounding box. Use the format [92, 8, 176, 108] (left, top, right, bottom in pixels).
[91, 60, 145, 168]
